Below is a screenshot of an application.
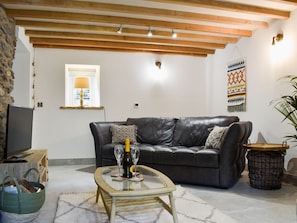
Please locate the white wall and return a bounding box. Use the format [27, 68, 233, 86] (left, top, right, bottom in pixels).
[208, 10, 297, 166]
[29, 49, 207, 159]
[13, 9, 297, 164]
[11, 27, 34, 108]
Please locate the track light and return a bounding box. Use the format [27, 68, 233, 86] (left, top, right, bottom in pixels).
[147, 27, 152, 37]
[172, 29, 177, 38]
[117, 24, 123, 34]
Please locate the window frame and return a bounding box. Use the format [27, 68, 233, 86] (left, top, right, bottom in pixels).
[65, 64, 100, 107]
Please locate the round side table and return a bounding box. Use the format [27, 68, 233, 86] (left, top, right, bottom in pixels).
[244, 143, 289, 190]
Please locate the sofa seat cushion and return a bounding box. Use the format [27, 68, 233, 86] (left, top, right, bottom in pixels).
[173, 116, 239, 147]
[149, 145, 219, 168]
[126, 118, 176, 145]
[101, 144, 219, 168]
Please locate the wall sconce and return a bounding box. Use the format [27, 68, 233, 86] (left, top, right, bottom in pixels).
[155, 61, 161, 69]
[272, 33, 283, 45]
[74, 77, 89, 107]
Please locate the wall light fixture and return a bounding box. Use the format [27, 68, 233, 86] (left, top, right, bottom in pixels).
[272, 33, 284, 45]
[155, 61, 161, 69]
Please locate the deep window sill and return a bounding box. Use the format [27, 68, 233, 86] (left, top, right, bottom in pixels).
[60, 106, 104, 110]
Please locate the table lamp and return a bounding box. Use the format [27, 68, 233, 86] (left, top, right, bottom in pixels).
[74, 77, 89, 107]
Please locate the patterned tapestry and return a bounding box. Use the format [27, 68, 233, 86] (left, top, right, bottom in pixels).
[227, 58, 246, 112]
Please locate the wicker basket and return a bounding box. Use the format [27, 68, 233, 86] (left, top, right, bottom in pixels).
[247, 150, 284, 189]
[0, 168, 45, 214]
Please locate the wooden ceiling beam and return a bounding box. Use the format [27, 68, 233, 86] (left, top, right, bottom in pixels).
[147, 0, 290, 19]
[32, 44, 208, 57]
[25, 30, 226, 49]
[269, 0, 297, 6]
[29, 37, 215, 54]
[6, 9, 252, 37]
[1, 0, 268, 29]
[16, 20, 239, 44]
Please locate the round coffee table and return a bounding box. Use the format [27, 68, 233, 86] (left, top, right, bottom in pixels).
[244, 143, 289, 189]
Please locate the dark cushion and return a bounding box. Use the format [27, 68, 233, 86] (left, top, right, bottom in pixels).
[101, 144, 219, 168]
[126, 117, 176, 145]
[173, 116, 239, 147]
[150, 145, 219, 168]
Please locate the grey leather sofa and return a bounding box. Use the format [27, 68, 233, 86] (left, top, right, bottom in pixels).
[90, 116, 252, 188]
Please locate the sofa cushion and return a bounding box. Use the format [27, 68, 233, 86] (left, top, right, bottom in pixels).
[135, 145, 219, 168]
[205, 126, 228, 149]
[110, 124, 137, 144]
[102, 144, 219, 168]
[126, 118, 176, 145]
[173, 116, 239, 147]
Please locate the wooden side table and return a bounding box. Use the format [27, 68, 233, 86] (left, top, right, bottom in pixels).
[244, 143, 289, 190]
[0, 149, 48, 185]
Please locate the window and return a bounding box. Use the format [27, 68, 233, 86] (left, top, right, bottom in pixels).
[65, 64, 100, 107]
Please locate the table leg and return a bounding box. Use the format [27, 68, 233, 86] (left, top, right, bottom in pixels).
[110, 197, 116, 223]
[95, 186, 100, 203]
[169, 192, 179, 223]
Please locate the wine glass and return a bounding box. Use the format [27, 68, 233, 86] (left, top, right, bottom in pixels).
[114, 144, 124, 179]
[130, 145, 140, 181]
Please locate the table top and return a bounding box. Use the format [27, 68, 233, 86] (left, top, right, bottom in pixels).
[94, 165, 176, 198]
[243, 143, 289, 151]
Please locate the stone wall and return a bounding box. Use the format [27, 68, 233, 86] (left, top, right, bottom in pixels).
[0, 6, 16, 158]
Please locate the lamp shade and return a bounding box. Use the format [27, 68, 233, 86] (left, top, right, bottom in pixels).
[74, 77, 89, 88]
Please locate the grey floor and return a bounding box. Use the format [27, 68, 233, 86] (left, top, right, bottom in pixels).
[20, 165, 297, 222]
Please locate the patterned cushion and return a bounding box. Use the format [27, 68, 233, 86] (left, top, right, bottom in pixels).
[111, 125, 137, 144]
[205, 126, 228, 149]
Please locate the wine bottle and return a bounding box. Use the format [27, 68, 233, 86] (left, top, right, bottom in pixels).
[123, 138, 133, 178]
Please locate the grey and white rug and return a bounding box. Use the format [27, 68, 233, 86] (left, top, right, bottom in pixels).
[54, 185, 237, 223]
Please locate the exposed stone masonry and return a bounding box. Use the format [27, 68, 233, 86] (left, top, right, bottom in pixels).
[0, 6, 16, 158]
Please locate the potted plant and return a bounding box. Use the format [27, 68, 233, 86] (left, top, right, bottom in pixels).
[272, 75, 297, 145]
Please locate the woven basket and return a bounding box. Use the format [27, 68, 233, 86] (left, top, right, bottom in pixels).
[0, 168, 45, 214]
[247, 150, 284, 189]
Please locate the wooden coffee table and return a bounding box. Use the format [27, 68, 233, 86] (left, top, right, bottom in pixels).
[94, 165, 178, 223]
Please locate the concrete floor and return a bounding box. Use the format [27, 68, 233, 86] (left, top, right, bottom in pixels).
[10, 165, 297, 223]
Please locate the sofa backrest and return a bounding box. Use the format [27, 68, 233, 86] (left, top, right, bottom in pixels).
[173, 116, 239, 147]
[126, 117, 177, 145]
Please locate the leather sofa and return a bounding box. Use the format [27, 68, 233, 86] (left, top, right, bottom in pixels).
[90, 116, 252, 188]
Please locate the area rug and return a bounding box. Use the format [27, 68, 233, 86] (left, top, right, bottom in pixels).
[54, 185, 237, 223]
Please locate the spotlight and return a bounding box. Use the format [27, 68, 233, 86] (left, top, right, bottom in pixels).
[147, 27, 153, 37]
[172, 29, 177, 38]
[117, 24, 123, 34]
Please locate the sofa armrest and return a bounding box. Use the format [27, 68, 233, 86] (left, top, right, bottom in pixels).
[218, 121, 252, 188]
[89, 121, 125, 167]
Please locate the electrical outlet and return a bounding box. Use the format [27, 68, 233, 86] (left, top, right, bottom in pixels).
[37, 102, 43, 107]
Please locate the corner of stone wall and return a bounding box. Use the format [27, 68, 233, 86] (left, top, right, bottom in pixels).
[0, 6, 16, 158]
